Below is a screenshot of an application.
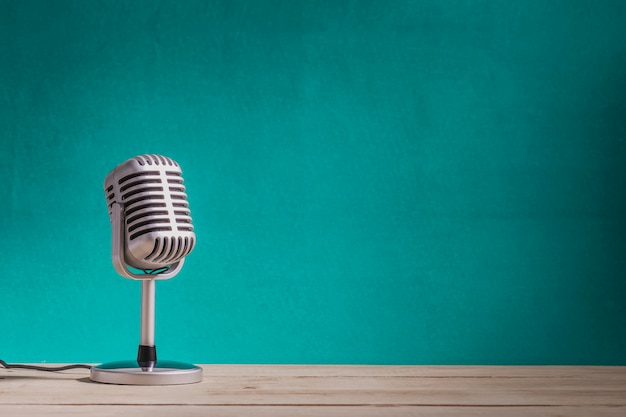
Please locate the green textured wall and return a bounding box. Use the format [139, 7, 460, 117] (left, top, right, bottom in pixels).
[1, 0, 625, 365]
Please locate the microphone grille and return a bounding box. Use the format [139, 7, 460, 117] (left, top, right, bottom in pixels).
[132, 154, 179, 167]
[104, 154, 196, 269]
[144, 236, 195, 265]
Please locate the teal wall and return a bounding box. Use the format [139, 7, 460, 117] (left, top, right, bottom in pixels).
[1, 0, 625, 365]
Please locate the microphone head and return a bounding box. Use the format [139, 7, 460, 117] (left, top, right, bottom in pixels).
[104, 154, 195, 271]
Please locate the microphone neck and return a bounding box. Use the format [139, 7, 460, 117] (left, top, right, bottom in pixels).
[138, 279, 157, 371]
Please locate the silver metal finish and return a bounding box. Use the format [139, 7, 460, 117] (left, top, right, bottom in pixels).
[104, 154, 196, 280]
[110, 202, 186, 280]
[90, 360, 203, 385]
[140, 279, 156, 346]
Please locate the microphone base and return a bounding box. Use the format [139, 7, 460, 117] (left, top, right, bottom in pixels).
[90, 360, 203, 385]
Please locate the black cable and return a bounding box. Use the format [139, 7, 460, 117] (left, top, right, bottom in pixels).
[0, 359, 91, 372]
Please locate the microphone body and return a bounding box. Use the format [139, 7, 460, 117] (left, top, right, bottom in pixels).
[104, 154, 195, 278]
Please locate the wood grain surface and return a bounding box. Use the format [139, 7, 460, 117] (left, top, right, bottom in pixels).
[1, 365, 625, 416]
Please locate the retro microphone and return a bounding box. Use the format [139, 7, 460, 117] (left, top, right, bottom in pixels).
[90, 154, 203, 385]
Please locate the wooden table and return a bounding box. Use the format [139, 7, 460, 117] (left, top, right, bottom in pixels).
[1, 365, 625, 416]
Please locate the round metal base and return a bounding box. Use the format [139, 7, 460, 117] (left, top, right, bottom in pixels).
[90, 360, 203, 385]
